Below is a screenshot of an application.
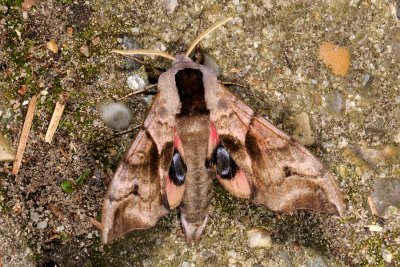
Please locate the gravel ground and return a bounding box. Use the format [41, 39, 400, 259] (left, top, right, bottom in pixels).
[0, 0, 399, 266]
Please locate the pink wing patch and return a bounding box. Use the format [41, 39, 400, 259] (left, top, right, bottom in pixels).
[165, 129, 186, 209]
[216, 169, 251, 199]
[209, 121, 251, 199]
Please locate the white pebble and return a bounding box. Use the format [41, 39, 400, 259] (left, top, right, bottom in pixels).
[366, 224, 383, 232]
[164, 0, 178, 14]
[37, 220, 48, 230]
[394, 131, 400, 143]
[22, 100, 29, 106]
[30, 211, 39, 222]
[362, 73, 371, 87]
[382, 249, 393, 263]
[127, 74, 146, 90]
[247, 227, 272, 248]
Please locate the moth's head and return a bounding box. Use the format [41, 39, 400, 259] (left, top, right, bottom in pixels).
[111, 18, 232, 68]
[172, 53, 194, 64]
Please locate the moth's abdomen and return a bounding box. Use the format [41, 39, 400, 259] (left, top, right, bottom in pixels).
[179, 169, 213, 222]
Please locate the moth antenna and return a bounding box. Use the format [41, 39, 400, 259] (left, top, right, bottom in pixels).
[111, 49, 176, 61]
[185, 17, 233, 58]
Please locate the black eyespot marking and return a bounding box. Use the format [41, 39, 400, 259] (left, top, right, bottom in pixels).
[133, 184, 139, 195]
[210, 144, 238, 179]
[169, 150, 187, 186]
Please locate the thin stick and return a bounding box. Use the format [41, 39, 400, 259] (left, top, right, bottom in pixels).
[185, 17, 233, 57]
[45, 98, 66, 143]
[114, 125, 141, 136]
[12, 95, 37, 175]
[112, 49, 176, 61]
[222, 81, 247, 88]
[116, 84, 157, 101]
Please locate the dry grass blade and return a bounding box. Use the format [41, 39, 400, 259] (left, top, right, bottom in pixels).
[45, 99, 66, 143]
[12, 95, 37, 175]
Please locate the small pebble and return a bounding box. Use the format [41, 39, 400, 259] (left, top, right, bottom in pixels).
[121, 36, 142, 70]
[30, 211, 39, 223]
[306, 256, 327, 267]
[366, 224, 383, 232]
[12, 101, 21, 110]
[18, 85, 27, 96]
[46, 40, 58, 53]
[369, 177, 400, 216]
[359, 145, 398, 166]
[362, 73, 371, 87]
[324, 91, 343, 114]
[382, 249, 393, 263]
[247, 227, 272, 249]
[150, 42, 167, 53]
[127, 74, 146, 90]
[394, 131, 400, 143]
[80, 45, 89, 57]
[164, 0, 178, 14]
[92, 36, 100, 46]
[290, 111, 315, 146]
[0, 135, 15, 161]
[99, 101, 132, 131]
[37, 221, 47, 230]
[131, 27, 140, 35]
[318, 41, 350, 76]
[66, 26, 73, 37]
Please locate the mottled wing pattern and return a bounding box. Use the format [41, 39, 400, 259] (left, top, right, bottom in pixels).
[102, 94, 175, 243]
[210, 84, 344, 215]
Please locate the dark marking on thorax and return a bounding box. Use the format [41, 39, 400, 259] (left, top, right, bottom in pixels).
[175, 68, 209, 116]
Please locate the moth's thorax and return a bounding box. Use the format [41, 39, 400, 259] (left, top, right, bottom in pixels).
[157, 57, 219, 121]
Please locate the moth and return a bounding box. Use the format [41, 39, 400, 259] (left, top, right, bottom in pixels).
[102, 18, 345, 244]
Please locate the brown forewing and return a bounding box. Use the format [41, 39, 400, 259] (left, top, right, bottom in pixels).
[102, 93, 176, 244]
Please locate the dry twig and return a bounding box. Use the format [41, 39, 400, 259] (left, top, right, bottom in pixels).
[115, 84, 157, 101]
[45, 97, 66, 143]
[12, 95, 37, 175]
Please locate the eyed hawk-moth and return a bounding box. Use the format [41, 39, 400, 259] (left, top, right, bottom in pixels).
[101, 18, 345, 244]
